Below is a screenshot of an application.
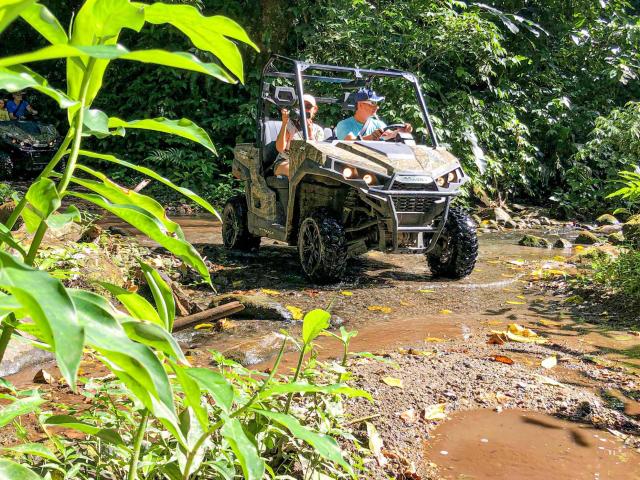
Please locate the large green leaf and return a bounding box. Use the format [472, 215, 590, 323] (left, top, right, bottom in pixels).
[68, 0, 146, 103]
[0, 392, 44, 428]
[0, 224, 26, 259]
[139, 262, 175, 331]
[43, 415, 124, 446]
[0, 0, 36, 34]
[220, 418, 265, 480]
[70, 167, 185, 239]
[185, 368, 234, 414]
[121, 320, 186, 364]
[65, 191, 210, 283]
[139, 2, 258, 82]
[0, 252, 83, 387]
[22, 178, 61, 233]
[254, 410, 353, 474]
[78, 150, 221, 220]
[2, 443, 59, 462]
[107, 117, 215, 153]
[98, 282, 163, 327]
[46, 205, 81, 230]
[0, 65, 77, 109]
[19, 3, 67, 44]
[68, 289, 186, 446]
[0, 458, 43, 480]
[302, 309, 331, 345]
[171, 363, 208, 430]
[0, 44, 128, 68]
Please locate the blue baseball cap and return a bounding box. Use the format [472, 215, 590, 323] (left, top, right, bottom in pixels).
[354, 88, 385, 103]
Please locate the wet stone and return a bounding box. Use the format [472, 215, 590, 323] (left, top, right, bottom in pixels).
[574, 231, 602, 245]
[518, 235, 551, 248]
[553, 238, 572, 249]
[607, 231, 625, 245]
[596, 214, 619, 226]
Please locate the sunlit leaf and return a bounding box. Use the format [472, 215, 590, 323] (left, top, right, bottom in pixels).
[98, 282, 163, 327]
[2, 443, 58, 462]
[302, 309, 331, 344]
[423, 403, 447, 421]
[139, 262, 176, 331]
[0, 65, 77, 109]
[285, 305, 303, 320]
[185, 368, 234, 413]
[220, 417, 265, 480]
[367, 305, 392, 313]
[261, 289, 280, 296]
[0, 392, 44, 428]
[381, 377, 403, 388]
[0, 458, 43, 480]
[19, 2, 66, 44]
[44, 415, 124, 446]
[366, 422, 386, 467]
[0, 0, 36, 34]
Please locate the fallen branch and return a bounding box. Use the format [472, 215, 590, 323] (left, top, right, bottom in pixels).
[172, 301, 244, 331]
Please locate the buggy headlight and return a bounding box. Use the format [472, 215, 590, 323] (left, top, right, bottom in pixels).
[436, 176, 446, 187]
[343, 167, 355, 179]
[447, 171, 457, 183]
[363, 174, 374, 185]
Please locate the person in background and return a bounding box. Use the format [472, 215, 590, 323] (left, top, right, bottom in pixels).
[336, 88, 412, 141]
[274, 93, 324, 177]
[6, 92, 37, 120]
[0, 99, 10, 121]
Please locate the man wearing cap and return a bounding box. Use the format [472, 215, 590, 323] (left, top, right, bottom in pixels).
[6, 92, 37, 120]
[274, 93, 324, 177]
[336, 88, 411, 141]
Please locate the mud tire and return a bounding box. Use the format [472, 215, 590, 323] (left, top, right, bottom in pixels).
[222, 195, 260, 251]
[427, 206, 478, 279]
[298, 210, 348, 284]
[0, 153, 13, 181]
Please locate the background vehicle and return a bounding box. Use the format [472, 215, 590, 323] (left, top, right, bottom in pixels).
[224, 55, 478, 283]
[0, 120, 61, 179]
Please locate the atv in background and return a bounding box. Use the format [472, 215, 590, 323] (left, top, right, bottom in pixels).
[225, 55, 478, 283]
[0, 120, 61, 179]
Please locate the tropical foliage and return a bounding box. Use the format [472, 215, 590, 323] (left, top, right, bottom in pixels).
[0, 1, 367, 478]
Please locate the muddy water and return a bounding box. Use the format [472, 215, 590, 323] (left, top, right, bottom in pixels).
[425, 409, 640, 480]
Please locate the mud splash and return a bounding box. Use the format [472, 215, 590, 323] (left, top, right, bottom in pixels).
[425, 409, 640, 480]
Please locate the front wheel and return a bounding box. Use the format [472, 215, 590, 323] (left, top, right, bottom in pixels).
[298, 210, 348, 283]
[221, 195, 260, 251]
[427, 206, 478, 279]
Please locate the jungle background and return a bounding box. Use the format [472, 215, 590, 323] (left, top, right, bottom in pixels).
[1, 0, 639, 218]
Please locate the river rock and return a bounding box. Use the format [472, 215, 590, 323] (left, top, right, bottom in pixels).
[574, 231, 601, 245]
[607, 231, 625, 245]
[622, 215, 640, 246]
[596, 214, 619, 226]
[553, 238, 572, 249]
[472, 214, 482, 225]
[539, 217, 551, 226]
[490, 207, 512, 224]
[210, 294, 293, 321]
[518, 235, 551, 248]
[504, 219, 518, 229]
[595, 224, 622, 234]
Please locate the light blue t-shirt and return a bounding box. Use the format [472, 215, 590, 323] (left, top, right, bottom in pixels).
[335, 116, 387, 140]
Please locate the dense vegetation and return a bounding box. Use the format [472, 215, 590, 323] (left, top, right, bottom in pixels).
[1, 1, 639, 213]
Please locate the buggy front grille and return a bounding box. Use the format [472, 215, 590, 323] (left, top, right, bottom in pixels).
[393, 195, 437, 212]
[389, 181, 437, 192]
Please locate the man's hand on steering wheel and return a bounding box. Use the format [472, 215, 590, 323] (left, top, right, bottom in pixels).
[378, 123, 413, 141]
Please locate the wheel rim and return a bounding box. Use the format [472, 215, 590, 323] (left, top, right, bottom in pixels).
[222, 205, 239, 246]
[435, 230, 454, 264]
[300, 219, 322, 274]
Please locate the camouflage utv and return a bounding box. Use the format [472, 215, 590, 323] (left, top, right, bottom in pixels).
[224, 55, 478, 283]
[0, 120, 61, 179]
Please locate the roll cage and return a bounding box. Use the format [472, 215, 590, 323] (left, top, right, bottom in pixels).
[257, 55, 439, 153]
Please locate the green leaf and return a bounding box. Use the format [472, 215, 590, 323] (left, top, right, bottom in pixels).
[302, 309, 331, 345]
[82, 108, 111, 138]
[2, 442, 58, 462]
[70, 165, 186, 240]
[98, 282, 163, 327]
[19, 3, 67, 44]
[139, 262, 175, 331]
[0, 0, 36, 34]
[0, 65, 77, 109]
[140, 3, 258, 82]
[46, 206, 81, 230]
[43, 415, 124, 446]
[0, 44, 128, 68]
[259, 383, 372, 401]
[0, 224, 26, 259]
[254, 410, 352, 474]
[171, 363, 208, 430]
[65, 192, 210, 283]
[0, 252, 83, 388]
[22, 178, 60, 233]
[0, 458, 43, 480]
[0, 392, 44, 428]
[68, 0, 146, 103]
[78, 150, 221, 220]
[108, 117, 215, 153]
[185, 368, 234, 413]
[121, 320, 187, 364]
[220, 418, 265, 480]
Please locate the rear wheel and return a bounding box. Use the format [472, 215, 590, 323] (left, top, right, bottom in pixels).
[427, 206, 478, 279]
[298, 210, 348, 283]
[222, 195, 260, 251]
[0, 153, 13, 180]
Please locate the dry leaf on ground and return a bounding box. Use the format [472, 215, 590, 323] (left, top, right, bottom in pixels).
[382, 377, 404, 388]
[425, 337, 446, 343]
[506, 300, 526, 305]
[366, 422, 387, 467]
[418, 289, 435, 293]
[285, 305, 303, 320]
[262, 288, 281, 296]
[439, 309, 452, 314]
[340, 290, 353, 296]
[491, 355, 514, 365]
[541, 355, 557, 369]
[399, 408, 417, 425]
[368, 305, 392, 313]
[536, 374, 564, 387]
[423, 403, 447, 421]
[487, 333, 506, 345]
[194, 323, 213, 330]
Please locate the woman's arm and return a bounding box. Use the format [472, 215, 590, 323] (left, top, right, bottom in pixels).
[275, 108, 291, 153]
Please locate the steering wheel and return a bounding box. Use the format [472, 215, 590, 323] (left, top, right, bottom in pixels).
[378, 123, 407, 142]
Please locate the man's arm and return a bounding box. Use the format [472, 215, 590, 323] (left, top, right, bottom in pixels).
[26, 104, 37, 115]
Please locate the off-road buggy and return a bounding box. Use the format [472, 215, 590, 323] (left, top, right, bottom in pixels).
[224, 55, 478, 283]
[0, 120, 61, 180]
